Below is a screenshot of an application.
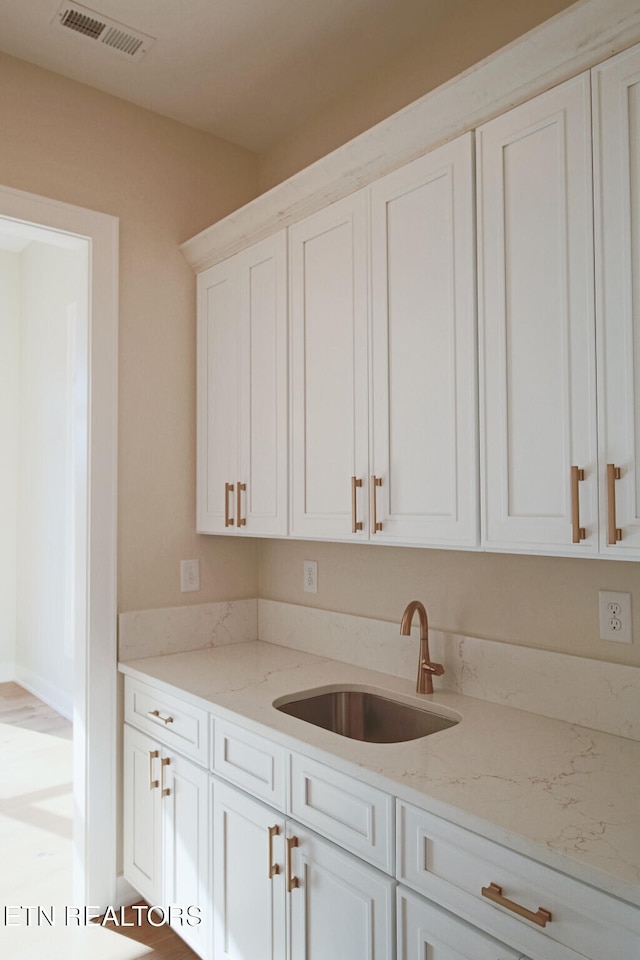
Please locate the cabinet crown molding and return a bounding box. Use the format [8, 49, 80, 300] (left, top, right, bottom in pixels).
[181, 0, 640, 273]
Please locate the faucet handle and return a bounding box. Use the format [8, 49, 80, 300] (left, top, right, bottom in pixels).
[421, 659, 444, 677]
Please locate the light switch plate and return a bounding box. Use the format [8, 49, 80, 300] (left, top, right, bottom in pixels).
[181, 559, 200, 592]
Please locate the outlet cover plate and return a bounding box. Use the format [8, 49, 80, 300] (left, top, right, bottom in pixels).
[303, 559, 317, 594]
[598, 590, 632, 643]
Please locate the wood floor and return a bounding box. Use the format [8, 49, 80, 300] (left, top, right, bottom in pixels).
[0, 682, 200, 960]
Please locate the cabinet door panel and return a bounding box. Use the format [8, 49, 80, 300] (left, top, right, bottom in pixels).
[371, 133, 478, 546]
[239, 232, 288, 535]
[593, 42, 640, 556]
[478, 73, 598, 553]
[123, 725, 162, 906]
[289, 825, 395, 960]
[212, 780, 286, 960]
[290, 192, 369, 539]
[398, 888, 523, 960]
[197, 257, 241, 532]
[164, 752, 210, 958]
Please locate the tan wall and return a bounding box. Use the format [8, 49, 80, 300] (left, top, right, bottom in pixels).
[258, 0, 578, 190]
[0, 52, 260, 614]
[259, 540, 640, 667]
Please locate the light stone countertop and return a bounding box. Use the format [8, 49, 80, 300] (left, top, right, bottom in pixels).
[119, 640, 640, 908]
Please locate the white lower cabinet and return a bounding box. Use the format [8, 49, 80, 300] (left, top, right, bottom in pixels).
[123, 675, 640, 960]
[397, 801, 640, 960]
[398, 887, 527, 960]
[123, 723, 211, 959]
[212, 778, 395, 960]
[211, 779, 286, 960]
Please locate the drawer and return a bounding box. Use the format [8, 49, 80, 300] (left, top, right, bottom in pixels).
[124, 675, 208, 765]
[397, 801, 640, 960]
[212, 716, 287, 810]
[290, 752, 394, 874]
[398, 886, 525, 960]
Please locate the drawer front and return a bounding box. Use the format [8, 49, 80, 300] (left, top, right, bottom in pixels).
[398, 886, 524, 960]
[212, 716, 287, 810]
[290, 752, 394, 874]
[124, 676, 208, 765]
[398, 802, 640, 960]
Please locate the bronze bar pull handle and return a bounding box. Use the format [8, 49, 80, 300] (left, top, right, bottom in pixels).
[268, 825, 280, 879]
[371, 476, 383, 533]
[286, 835, 299, 892]
[161, 757, 171, 798]
[237, 482, 247, 528]
[607, 463, 622, 544]
[149, 750, 159, 790]
[148, 709, 174, 725]
[482, 883, 552, 928]
[351, 477, 363, 532]
[570, 466, 586, 543]
[225, 482, 235, 527]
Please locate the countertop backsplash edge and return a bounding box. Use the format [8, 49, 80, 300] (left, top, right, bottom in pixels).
[118, 597, 640, 741]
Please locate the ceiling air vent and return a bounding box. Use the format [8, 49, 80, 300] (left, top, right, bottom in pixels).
[52, 2, 155, 61]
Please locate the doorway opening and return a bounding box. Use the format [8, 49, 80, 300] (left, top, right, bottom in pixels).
[0, 220, 87, 910]
[0, 185, 118, 911]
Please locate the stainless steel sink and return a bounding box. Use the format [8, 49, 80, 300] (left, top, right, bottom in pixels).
[274, 687, 459, 743]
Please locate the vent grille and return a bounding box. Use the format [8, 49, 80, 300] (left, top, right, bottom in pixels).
[60, 9, 105, 39]
[53, 2, 155, 61]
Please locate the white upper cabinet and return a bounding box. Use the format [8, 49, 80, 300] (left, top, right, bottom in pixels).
[197, 231, 288, 535]
[370, 133, 478, 547]
[593, 42, 640, 558]
[290, 134, 478, 547]
[477, 73, 599, 554]
[289, 191, 370, 540]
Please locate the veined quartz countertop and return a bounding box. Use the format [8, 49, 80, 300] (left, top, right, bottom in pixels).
[119, 640, 640, 908]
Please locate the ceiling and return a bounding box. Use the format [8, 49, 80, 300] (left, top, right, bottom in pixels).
[0, 0, 471, 153]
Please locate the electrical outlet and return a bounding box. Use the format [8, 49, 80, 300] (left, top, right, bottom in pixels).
[303, 559, 318, 594]
[598, 591, 632, 643]
[180, 559, 200, 593]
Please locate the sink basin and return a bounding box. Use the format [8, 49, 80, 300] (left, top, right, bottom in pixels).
[274, 687, 459, 743]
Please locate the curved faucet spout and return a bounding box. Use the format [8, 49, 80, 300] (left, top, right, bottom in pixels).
[400, 600, 444, 694]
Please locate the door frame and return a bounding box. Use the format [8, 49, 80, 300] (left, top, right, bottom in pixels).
[0, 183, 119, 908]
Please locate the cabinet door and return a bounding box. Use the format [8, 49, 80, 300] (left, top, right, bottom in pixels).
[477, 73, 598, 554]
[593, 42, 640, 557]
[237, 232, 288, 536]
[289, 823, 395, 960]
[212, 780, 286, 960]
[290, 192, 370, 540]
[398, 887, 523, 960]
[123, 724, 162, 906]
[197, 254, 242, 532]
[370, 133, 478, 547]
[163, 752, 210, 959]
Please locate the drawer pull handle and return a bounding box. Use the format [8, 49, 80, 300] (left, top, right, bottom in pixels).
[481, 883, 552, 927]
[286, 835, 299, 892]
[161, 756, 171, 798]
[149, 749, 159, 789]
[570, 466, 586, 543]
[607, 463, 622, 544]
[268, 824, 280, 879]
[148, 709, 174, 725]
[237, 482, 247, 527]
[225, 482, 235, 527]
[371, 475, 383, 533]
[351, 476, 363, 532]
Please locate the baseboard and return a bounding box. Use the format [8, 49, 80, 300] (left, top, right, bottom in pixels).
[115, 875, 141, 908]
[0, 661, 16, 683]
[14, 666, 73, 721]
